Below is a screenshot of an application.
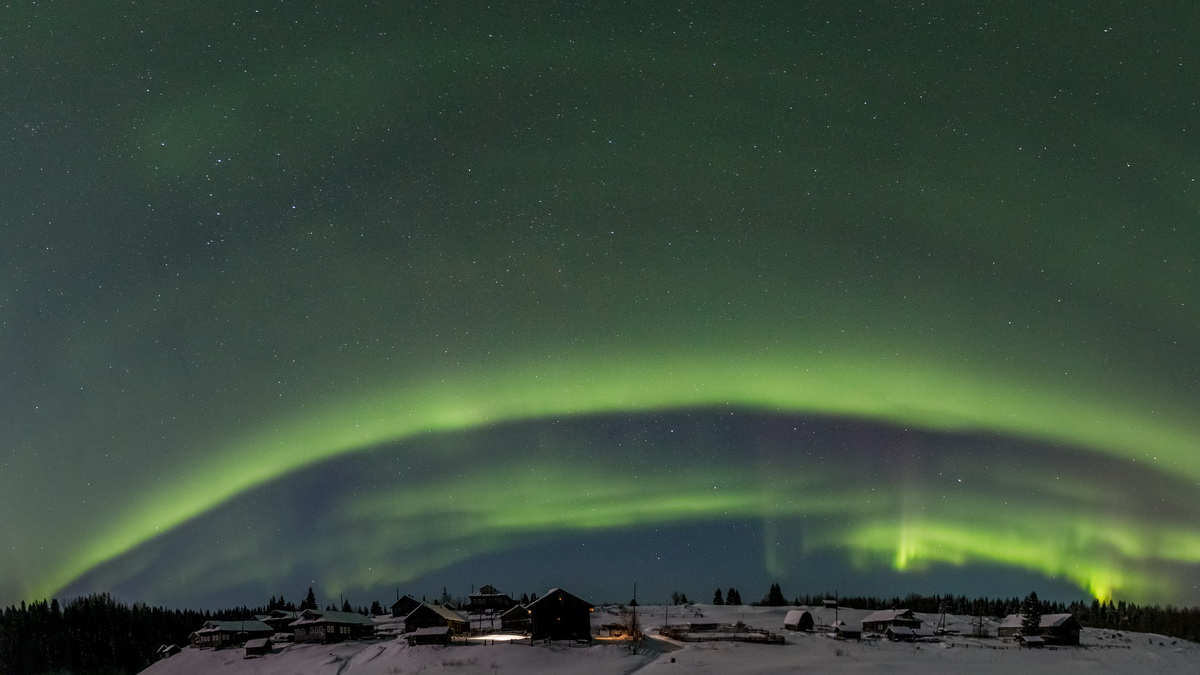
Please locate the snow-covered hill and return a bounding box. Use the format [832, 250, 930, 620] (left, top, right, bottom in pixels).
[141, 604, 1200, 675]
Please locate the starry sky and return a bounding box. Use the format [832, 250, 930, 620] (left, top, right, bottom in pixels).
[3, 2, 1199, 610]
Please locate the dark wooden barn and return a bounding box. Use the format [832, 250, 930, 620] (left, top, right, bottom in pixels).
[391, 594, 422, 618]
[783, 609, 814, 632]
[527, 588, 594, 642]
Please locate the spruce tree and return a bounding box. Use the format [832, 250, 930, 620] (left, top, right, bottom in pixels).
[1021, 592, 1042, 635]
[302, 587, 318, 611]
[713, 589, 725, 605]
[765, 583, 786, 606]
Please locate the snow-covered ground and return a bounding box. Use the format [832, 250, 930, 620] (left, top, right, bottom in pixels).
[141, 604, 1200, 675]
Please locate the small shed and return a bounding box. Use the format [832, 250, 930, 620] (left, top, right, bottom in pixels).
[408, 625, 452, 646]
[834, 620, 862, 640]
[1018, 635, 1046, 648]
[243, 637, 272, 657]
[784, 609, 815, 632]
[155, 644, 182, 659]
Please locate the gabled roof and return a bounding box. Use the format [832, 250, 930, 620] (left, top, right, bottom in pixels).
[527, 588, 593, 610]
[244, 637, 272, 649]
[406, 602, 468, 623]
[862, 609, 914, 623]
[784, 609, 812, 621]
[391, 595, 420, 609]
[500, 604, 529, 618]
[197, 620, 273, 634]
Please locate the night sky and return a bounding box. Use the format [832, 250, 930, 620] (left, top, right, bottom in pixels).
[4, 2, 1199, 610]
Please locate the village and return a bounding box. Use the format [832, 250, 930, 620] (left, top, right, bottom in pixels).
[173, 582, 1093, 661]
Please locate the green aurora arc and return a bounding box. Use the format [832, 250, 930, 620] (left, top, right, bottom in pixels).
[6, 2, 1200, 611]
[46, 346, 1200, 605]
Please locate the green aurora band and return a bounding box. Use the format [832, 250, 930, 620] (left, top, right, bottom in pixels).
[45, 348, 1200, 605]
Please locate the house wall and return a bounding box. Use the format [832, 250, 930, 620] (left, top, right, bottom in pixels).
[530, 606, 591, 641]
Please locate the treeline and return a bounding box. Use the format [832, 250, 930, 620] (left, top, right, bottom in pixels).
[0, 592, 328, 675]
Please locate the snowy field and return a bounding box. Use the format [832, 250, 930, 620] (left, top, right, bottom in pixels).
[141, 604, 1200, 675]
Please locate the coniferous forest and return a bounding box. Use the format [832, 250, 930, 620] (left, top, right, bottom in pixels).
[0, 593, 320, 675]
[3, 591, 1200, 674]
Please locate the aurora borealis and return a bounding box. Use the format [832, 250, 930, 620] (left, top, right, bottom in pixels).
[4, 2, 1200, 610]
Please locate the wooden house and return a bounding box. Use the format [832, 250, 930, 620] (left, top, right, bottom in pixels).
[997, 613, 1081, 645]
[403, 603, 469, 634]
[260, 609, 301, 634]
[467, 584, 516, 613]
[391, 595, 421, 618]
[193, 620, 274, 649]
[861, 609, 921, 633]
[783, 609, 814, 632]
[527, 588, 594, 642]
[289, 609, 376, 644]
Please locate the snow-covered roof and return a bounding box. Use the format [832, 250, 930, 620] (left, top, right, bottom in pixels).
[197, 620, 273, 634]
[406, 603, 467, 623]
[411, 626, 451, 636]
[500, 604, 529, 618]
[526, 588, 593, 610]
[244, 638, 271, 649]
[784, 610, 812, 622]
[291, 609, 375, 627]
[999, 613, 1075, 629]
[862, 609, 913, 623]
